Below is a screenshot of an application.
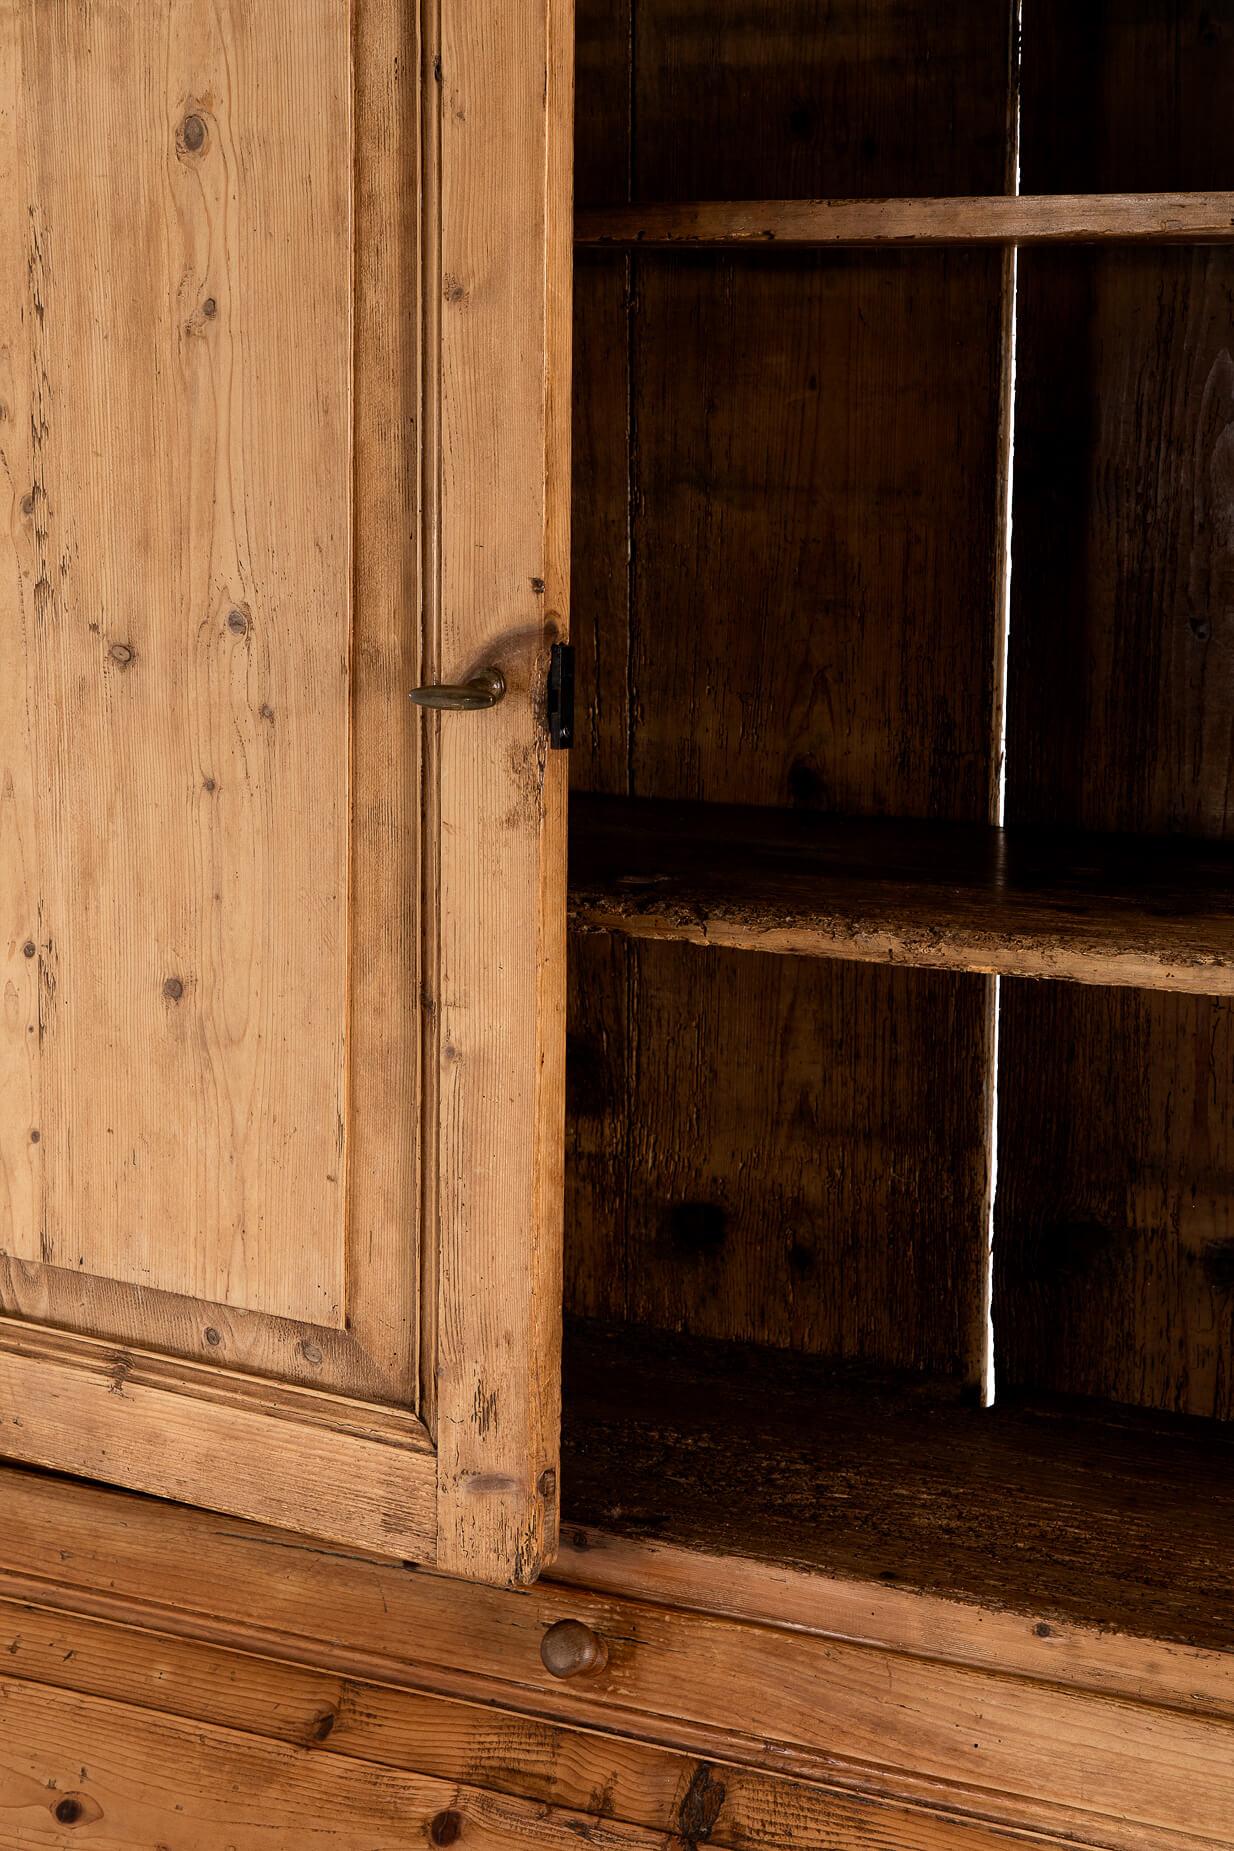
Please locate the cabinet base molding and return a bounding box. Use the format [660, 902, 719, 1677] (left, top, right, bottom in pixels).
[1, 1466, 1231, 1851]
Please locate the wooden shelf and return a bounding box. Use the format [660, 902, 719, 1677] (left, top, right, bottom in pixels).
[568, 793, 1234, 994]
[576, 192, 1234, 249]
[562, 1318, 1234, 1654]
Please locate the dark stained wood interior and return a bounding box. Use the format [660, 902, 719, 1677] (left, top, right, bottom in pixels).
[567, 0, 1010, 1389]
[566, 0, 1234, 1603]
[569, 934, 989, 1377]
[562, 1318, 1234, 1653]
[570, 793, 1234, 994]
[996, 0, 1234, 1420]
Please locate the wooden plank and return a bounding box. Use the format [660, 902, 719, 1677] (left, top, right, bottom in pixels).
[567, 244, 1004, 1386]
[577, 194, 1234, 248]
[0, 0, 355, 1326]
[347, 0, 422, 1399]
[0, 1599, 1085, 1851]
[569, 796, 1234, 993]
[428, 0, 572, 1584]
[628, 0, 1012, 201]
[561, 1319, 1234, 1662]
[0, 1677, 660, 1851]
[997, 2, 1234, 1419]
[548, 1522, 1234, 1725]
[567, 939, 989, 1376]
[0, 1319, 437, 1559]
[4, 1461, 1234, 1740]
[1, 1470, 1233, 1850]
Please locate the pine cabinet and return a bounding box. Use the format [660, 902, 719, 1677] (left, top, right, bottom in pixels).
[4, 12, 1234, 1822]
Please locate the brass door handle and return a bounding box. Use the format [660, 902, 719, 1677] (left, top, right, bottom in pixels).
[409, 667, 506, 711]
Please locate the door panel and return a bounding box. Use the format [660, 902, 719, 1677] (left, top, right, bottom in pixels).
[0, 0, 570, 1585]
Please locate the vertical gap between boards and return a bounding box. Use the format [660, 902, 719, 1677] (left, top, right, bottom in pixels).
[982, 0, 1024, 1409]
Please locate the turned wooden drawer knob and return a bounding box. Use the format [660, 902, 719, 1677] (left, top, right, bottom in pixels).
[540, 1618, 608, 1678]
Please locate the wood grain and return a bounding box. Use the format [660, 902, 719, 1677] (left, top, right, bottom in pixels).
[0, 1599, 1081, 1851]
[0, 0, 360, 1324]
[0, 1317, 437, 1558]
[430, 0, 572, 1581]
[568, 937, 988, 1376]
[627, 0, 1011, 201]
[562, 1319, 1234, 1660]
[577, 193, 1234, 248]
[569, 794, 1234, 993]
[568, 35, 1008, 1379]
[0, 7, 416, 1372]
[3, 1467, 1234, 1850]
[0, 1678, 661, 1851]
[997, 3, 1234, 1419]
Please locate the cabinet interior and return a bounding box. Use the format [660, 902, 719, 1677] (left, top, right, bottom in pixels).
[561, 0, 1234, 1648]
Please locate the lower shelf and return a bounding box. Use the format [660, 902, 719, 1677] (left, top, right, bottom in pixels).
[561, 1318, 1234, 1655]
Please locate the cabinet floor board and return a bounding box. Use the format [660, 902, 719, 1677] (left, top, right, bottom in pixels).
[561, 1318, 1234, 1657]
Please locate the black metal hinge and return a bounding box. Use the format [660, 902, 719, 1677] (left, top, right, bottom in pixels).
[547, 642, 574, 749]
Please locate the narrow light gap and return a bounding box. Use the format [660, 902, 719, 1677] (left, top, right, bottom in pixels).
[984, 0, 1024, 1410]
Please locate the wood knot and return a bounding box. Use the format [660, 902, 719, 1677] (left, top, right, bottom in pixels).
[677, 1763, 726, 1845]
[162, 976, 184, 1002]
[108, 641, 135, 669]
[178, 113, 208, 155]
[429, 1812, 462, 1846]
[227, 609, 248, 636]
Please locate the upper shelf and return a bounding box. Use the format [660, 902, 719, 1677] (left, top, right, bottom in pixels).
[568, 793, 1234, 995]
[575, 193, 1234, 249]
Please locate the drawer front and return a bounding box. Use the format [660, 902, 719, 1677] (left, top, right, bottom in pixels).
[1, 1595, 1116, 1851]
[3, 1469, 1231, 1851]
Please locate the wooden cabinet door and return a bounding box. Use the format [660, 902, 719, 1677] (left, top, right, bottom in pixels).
[0, 0, 571, 1586]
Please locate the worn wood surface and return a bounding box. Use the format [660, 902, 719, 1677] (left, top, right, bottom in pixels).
[0, 0, 570, 1582]
[568, 5, 1007, 1377]
[996, 2, 1234, 1419]
[0, 1317, 438, 1557]
[0, 1678, 662, 1851]
[429, 0, 572, 1583]
[569, 794, 1234, 993]
[625, 0, 1010, 201]
[561, 1319, 1234, 1658]
[0, 0, 366, 1353]
[2, 1466, 1234, 1851]
[568, 937, 988, 1375]
[578, 193, 1234, 248]
[0, 1600, 1089, 1851]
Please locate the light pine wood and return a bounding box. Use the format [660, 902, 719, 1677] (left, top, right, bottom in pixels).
[430, 0, 572, 1582]
[0, 1678, 661, 1851]
[568, 796, 1234, 994]
[576, 193, 1234, 248]
[0, 1317, 437, 1556]
[0, 0, 570, 1583]
[0, 1598, 1152, 1851]
[1, 0, 355, 1331]
[2, 1466, 1234, 1851]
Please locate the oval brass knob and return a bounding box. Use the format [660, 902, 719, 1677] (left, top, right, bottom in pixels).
[409, 667, 505, 711]
[540, 1618, 608, 1679]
